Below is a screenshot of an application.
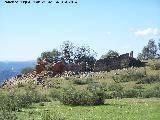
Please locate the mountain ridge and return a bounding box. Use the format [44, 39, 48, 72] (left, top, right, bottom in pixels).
[0, 60, 36, 84]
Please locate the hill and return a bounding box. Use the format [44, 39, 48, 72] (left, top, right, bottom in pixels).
[0, 60, 160, 119]
[0, 65, 160, 119]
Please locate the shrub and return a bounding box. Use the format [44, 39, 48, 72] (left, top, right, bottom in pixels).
[112, 72, 145, 82]
[143, 86, 160, 98]
[28, 90, 50, 103]
[133, 85, 144, 89]
[108, 84, 123, 91]
[100, 83, 124, 99]
[123, 89, 140, 98]
[73, 78, 93, 85]
[49, 88, 62, 101]
[0, 110, 17, 120]
[105, 91, 123, 99]
[73, 79, 87, 85]
[0, 89, 50, 112]
[61, 86, 105, 106]
[0, 92, 20, 111]
[149, 61, 160, 70]
[137, 75, 160, 84]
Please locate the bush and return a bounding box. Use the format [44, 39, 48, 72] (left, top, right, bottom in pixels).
[0, 92, 33, 111]
[137, 75, 160, 84]
[143, 86, 160, 98]
[0, 92, 20, 111]
[112, 72, 145, 82]
[149, 61, 160, 70]
[27, 90, 50, 103]
[100, 83, 124, 99]
[49, 88, 62, 101]
[0, 89, 50, 112]
[73, 79, 87, 85]
[133, 85, 144, 89]
[60, 86, 105, 106]
[108, 84, 123, 91]
[105, 91, 123, 99]
[123, 89, 140, 98]
[0, 110, 17, 120]
[73, 78, 93, 85]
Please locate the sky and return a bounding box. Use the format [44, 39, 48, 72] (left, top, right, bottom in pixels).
[0, 0, 160, 61]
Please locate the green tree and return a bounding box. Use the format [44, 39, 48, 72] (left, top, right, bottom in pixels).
[158, 39, 160, 57]
[21, 67, 33, 74]
[41, 49, 61, 60]
[61, 41, 75, 63]
[101, 50, 119, 59]
[74, 45, 97, 61]
[138, 39, 158, 60]
[74, 45, 97, 71]
[137, 53, 144, 60]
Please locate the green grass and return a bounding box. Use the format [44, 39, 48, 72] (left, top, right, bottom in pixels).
[1, 64, 160, 119]
[17, 98, 160, 120]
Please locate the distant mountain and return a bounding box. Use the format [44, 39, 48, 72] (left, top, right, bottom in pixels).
[0, 61, 36, 84]
[0, 70, 18, 84]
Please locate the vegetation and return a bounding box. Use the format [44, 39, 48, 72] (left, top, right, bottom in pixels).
[101, 49, 119, 59]
[0, 110, 17, 120]
[61, 86, 105, 105]
[16, 98, 160, 120]
[1, 40, 160, 119]
[148, 59, 160, 70]
[137, 39, 160, 60]
[1, 63, 160, 119]
[21, 67, 33, 74]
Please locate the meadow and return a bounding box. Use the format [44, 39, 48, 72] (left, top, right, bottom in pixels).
[1, 61, 160, 120]
[17, 98, 160, 120]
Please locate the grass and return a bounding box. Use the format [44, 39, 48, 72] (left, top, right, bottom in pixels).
[16, 98, 160, 120]
[1, 63, 160, 119]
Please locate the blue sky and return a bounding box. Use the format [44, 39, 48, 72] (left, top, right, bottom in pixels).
[0, 0, 160, 61]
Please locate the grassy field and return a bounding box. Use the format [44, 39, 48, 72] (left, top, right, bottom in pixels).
[1, 63, 160, 120]
[16, 98, 160, 120]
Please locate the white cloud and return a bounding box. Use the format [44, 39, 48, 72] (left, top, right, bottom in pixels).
[135, 28, 160, 36]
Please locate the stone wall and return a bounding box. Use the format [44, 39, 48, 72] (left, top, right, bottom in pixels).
[94, 52, 144, 72]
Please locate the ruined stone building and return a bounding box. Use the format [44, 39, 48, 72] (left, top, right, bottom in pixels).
[94, 51, 144, 72]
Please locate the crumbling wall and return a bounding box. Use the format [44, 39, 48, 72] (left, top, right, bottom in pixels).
[94, 52, 144, 72]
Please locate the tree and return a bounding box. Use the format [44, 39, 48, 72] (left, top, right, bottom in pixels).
[38, 41, 97, 72]
[138, 39, 158, 60]
[101, 50, 119, 59]
[21, 67, 33, 74]
[40, 49, 61, 63]
[137, 53, 144, 60]
[41, 49, 61, 59]
[147, 40, 158, 59]
[61, 41, 75, 64]
[60, 41, 97, 71]
[157, 39, 160, 57]
[74, 45, 97, 71]
[74, 45, 96, 61]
